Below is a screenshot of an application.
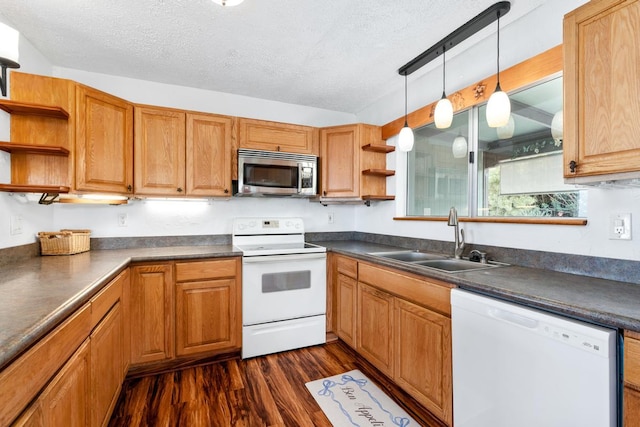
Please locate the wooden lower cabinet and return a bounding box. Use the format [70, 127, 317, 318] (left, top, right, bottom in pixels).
[130, 263, 175, 365]
[175, 258, 241, 356]
[357, 282, 394, 376]
[625, 330, 640, 427]
[395, 298, 452, 425]
[336, 258, 453, 426]
[334, 255, 358, 348]
[14, 340, 91, 427]
[90, 302, 124, 427]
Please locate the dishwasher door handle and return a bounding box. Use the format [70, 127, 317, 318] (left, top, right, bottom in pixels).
[488, 307, 539, 329]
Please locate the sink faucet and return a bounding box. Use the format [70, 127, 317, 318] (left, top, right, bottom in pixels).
[447, 207, 465, 259]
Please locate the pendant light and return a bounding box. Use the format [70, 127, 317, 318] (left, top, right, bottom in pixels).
[398, 73, 415, 152]
[551, 110, 563, 143]
[486, 10, 511, 128]
[496, 115, 515, 139]
[452, 134, 468, 159]
[434, 47, 453, 129]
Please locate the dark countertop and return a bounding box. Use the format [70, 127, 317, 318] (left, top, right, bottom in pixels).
[0, 245, 239, 370]
[2, 240, 639, 372]
[323, 240, 640, 332]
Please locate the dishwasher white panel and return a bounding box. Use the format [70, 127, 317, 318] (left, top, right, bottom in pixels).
[451, 289, 617, 427]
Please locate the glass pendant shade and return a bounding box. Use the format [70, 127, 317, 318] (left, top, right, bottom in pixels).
[452, 135, 468, 158]
[434, 94, 453, 129]
[486, 86, 511, 128]
[496, 115, 515, 139]
[551, 110, 563, 142]
[211, 0, 245, 6]
[0, 22, 19, 65]
[398, 125, 415, 152]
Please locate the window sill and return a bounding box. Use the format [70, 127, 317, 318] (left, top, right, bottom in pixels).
[393, 216, 588, 226]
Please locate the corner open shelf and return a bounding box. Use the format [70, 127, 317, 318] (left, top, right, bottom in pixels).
[0, 184, 70, 193]
[0, 99, 69, 119]
[362, 169, 395, 177]
[0, 142, 70, 156]
[362, 144, 395, 153]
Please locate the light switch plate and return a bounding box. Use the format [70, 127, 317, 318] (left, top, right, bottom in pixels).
[609, 213, 631, 240]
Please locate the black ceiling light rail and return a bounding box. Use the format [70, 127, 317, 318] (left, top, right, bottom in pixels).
[398, 1, 511, 76]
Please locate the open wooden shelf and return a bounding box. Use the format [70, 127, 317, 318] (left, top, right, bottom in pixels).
[362, 195, 395, 201]
[0, 142, 70, 156]
[0, 99, 69, 119]
[362, 169, 395, 177]
[362, 144, 395, 153]
[0, 184, 70, 193]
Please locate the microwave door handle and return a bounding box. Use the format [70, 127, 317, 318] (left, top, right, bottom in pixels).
[297, 163, 303, 194]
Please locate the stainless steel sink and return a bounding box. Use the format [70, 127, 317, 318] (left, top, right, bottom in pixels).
[367, 250, 447, 262]
[413, 258, 501, 272]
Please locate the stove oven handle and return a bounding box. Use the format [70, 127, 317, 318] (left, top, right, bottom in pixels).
[242, 253, 327, 263]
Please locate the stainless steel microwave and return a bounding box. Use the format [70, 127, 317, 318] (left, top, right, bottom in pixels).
[236, 149, 318, 197]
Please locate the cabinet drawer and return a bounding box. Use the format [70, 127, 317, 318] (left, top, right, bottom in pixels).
[336, 256, 357, 279]
[175, 258, 239, 282]
[358, 262, 452, 316]
[625, 332, 640, 388]
[90, 269, 125, 327]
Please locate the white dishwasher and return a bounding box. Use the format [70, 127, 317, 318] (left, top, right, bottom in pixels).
[451, 289, 618, 427]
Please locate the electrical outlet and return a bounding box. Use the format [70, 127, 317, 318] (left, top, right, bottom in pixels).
[10, 215, 23, 235]
[609, 213, 631, 240]
[118, 213, 128, 227]
[328, 212, 335, 224]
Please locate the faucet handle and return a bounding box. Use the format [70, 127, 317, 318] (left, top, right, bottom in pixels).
[469, 249, 487, 264]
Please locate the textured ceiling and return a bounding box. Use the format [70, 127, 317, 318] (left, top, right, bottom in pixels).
[0, 0, 545, 114]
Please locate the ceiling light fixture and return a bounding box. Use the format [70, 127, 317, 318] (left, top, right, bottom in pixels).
[398, 73, 415, 152]
[486, 9, 511, 128]
[434, 47, 453, 129]
[0, 22, 21, 97]
[211, 0, 245, 6]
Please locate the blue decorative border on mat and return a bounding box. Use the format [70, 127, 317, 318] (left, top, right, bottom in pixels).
[316, 373, 412, 427]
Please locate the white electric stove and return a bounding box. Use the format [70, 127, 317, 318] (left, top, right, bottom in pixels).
[232, 217, 327, 359]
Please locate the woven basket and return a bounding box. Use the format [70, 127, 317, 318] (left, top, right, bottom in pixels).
[38, 229, 91, 255]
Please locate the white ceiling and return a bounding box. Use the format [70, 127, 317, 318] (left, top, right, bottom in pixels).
[0, 0, 547, 114]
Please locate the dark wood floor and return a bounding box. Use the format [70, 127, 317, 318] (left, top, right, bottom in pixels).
[108, 341, 447, 427]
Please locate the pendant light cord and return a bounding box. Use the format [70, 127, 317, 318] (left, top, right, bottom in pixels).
[442, 46, 447, 98]
[496, 11, 501, 90]
[404, 73, 409, 127]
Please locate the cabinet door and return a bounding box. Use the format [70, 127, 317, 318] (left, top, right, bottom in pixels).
[625, 386, 640, 427]
[130, 263, 174, 365]
[336, 273, 357, 348]
[395, 298, 452, 426]
[564, 0, 640, 177]
[186, 113, 232, 196]
[175, 278, 239, 356]
[12, 403, 44, 427]
[76, 85, 133, 194]
[357, 282, 394, 376]
[134, 106, 186, 196]
[90, 302, 123, 427]
[320, 125, 359, 197]
[238, 118, 317, 154]
[39, 340, 91, 427]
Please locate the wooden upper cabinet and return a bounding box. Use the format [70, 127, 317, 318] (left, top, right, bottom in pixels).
[320, 123, 394, 200]
[75, 85, 134, 194]
[320, 125, 360, 198]
[186, 113, 233, 196]
[134, 106, 186, 196]
[564, 0, 640, 178]
[238, 118, 318, 155]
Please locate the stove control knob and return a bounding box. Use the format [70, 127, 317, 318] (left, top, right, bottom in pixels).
[249, 221, 256, 228]
[238, 224, 246, 230]
[295, 223, 301, 229]
[286, 220, 292, 228]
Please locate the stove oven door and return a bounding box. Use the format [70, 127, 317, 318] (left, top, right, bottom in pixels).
[242, 252, 326, 325]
